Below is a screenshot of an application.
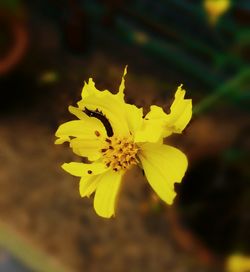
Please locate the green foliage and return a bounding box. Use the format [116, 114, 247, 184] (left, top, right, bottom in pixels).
[0, 0, 21, 12]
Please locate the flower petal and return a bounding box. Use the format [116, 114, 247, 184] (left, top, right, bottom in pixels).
[55, 117, 106, 144]
[68, 105, 87, 120]
[55, 115, 107, 159]
[134, 106, 165, 143]
[69, 138, 102, 161]
[81, 78, 99, 99]
[79, 174, 103, 198]
[117, 66, 127, 100]
[139, 143, 188, 204]
[124, 104, 144, 135]
[138, 85, 192, 141]
[62, 162, 108, 177]
[94, 170, 123, 218]
[165, 84, 192, 135]
[78, 87, 130, 136]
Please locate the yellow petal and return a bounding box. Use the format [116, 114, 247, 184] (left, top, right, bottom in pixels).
[226, 254, 250, 272]
[81, 78, 99, 99]
[94, 170, 123, 218]
[55, 117, 106, 143]
[117, 66, 144, 134]
[68, 105, 87, 120]
[78, 84, 129, 136]
[117, 66, 127, 100]
[166, 85, 192, 135]
[55, 116, 106, 159]
[70, 137, 102, 161]
[124, 104, 144, 135]
[138, 85, 192, 141]
[62, 162, 108, 177]
[139, 143, 188, 204]
[204, 0, 231, 25]
[134, 106, 165, 143]
[79, 174, 103, 197]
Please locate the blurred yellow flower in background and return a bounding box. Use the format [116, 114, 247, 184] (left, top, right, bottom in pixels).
[204, 0, 231, 25]
[226, 255, 250, 272]
[55, 67, 192, 218]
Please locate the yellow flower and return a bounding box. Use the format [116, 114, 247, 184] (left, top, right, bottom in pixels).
[204, 0, 231, 25]
[55, 67, 192, 218]
[226, 255, 250, 272]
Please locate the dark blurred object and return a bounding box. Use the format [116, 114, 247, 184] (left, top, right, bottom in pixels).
[61, 0, 90, 53]
[99, 0, 124, 26]
[0, 0, 28, 75]
[169, 124, 250, 269]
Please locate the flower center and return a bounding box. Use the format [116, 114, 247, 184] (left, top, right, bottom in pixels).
[101, 136, 139, 172]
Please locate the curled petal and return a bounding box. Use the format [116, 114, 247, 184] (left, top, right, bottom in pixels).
[139, 143, 188, 204]
[55, 117, 106, 159]
[165, 85, 192, 135]
[68, 105, 88, 120]
[55, 117, 106, 143]
[62, 162, 108, 177]
[139, 85, 192, 141]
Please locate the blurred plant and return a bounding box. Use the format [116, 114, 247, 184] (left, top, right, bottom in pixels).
[194, 68, 250, 115]
[0, 0, 21, 14]
[226, 255, 250, 272]
[39, 70, 59, 85]
[204, 0, 231, 25]
[83, 0, 248, 97]
[55, 68, 192, 218]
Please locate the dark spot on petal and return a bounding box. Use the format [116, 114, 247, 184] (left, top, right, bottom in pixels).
[95, 131, 100, 137]
[88, 170, 92, 174]
[101, 148, 107, 153]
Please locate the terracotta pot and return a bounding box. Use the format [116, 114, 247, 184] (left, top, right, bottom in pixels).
[0, 10, 28, 75]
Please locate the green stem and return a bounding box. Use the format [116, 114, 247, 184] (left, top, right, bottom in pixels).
[193, 68, 250, 115]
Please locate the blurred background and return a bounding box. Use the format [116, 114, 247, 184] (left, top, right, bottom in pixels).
[0, 0, 249, 271]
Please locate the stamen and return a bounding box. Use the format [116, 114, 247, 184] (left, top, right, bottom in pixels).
[101, 136, 139, 172]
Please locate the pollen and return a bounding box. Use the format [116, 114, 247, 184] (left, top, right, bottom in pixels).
[101, 136, 139, 172]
